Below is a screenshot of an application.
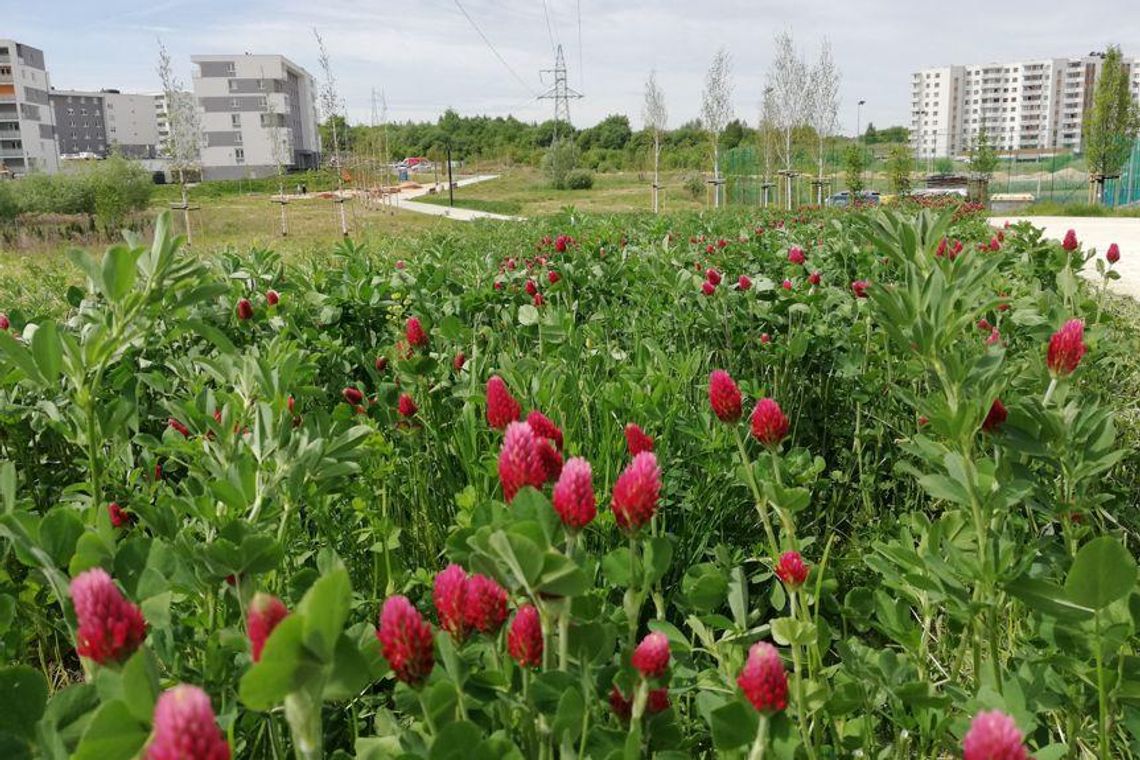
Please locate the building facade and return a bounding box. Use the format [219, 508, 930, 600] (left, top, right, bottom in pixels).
[50, 90, 160, 159]
[911, 52, 1140, 159]
[0, 39, 59, 175]
[190, 54, 319, 180]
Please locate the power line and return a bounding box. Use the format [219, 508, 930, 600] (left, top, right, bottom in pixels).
[452, 0, 539, 97]
[541, 0, 559, 52]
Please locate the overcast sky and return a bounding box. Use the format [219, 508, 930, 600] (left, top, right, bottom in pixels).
[7, 0, 1139, 133]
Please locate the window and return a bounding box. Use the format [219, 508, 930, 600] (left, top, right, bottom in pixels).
[234, 131, 242, 144]
[225, 62, 236, 76]
[228, 79, 239, 92]
[231, 113, 241, 128]
[257, 79, 266, 91]
[234, 147, 245, 164]
[230, 98, 240, 109]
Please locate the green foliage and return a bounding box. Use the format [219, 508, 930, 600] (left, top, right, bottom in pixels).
[564, 169, 595, 190]
[844, 144, 867, 194]
[885, 145, 914, 194]
[933, 157, 955, 175]
[682, 172, 704, 199]
[542, 139, 581, 190]
[862, 123, 910, 144]
[0, 204, 1137, 758]
[0, 158, 153, 231]
[969, 123, 999, 179]
[1083, 45, 1140, 185]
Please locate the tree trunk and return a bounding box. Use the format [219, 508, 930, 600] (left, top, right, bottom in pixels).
[653, 135, 660, 214]
[713, 143, 721, 209]
[180, 177, 192, 246]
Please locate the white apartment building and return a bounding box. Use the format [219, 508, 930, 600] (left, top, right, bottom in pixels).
[0, 39, 59, 175]
[154, 90, 195, 159]
[190, 54, 319, 180]
[911, 52, 1140, 159]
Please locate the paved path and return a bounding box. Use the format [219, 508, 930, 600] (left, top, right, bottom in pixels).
[992, 216, 1140, 300]
[395, 174, 519, 221]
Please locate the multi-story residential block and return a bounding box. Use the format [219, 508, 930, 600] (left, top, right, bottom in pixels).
[190, 53, 319, 179]
[153, 90, 195, 159]
[49, 89, 161, 159]
[911, 52, 1140, 158]
[0, 39, 59, 175]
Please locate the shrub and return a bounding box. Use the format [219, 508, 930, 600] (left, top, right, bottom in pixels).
[541, 139, 580, 189]
[682, 172, 705, 199]
[565, 169, 594, 190]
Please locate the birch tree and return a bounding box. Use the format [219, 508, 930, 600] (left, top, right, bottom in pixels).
[156, 39, 201, 243]
[759, 86, 777, 206]
[767, 31, 809, 208]
[701, 48, 733, 208]
[314, 29, 348, 236]
[807, 40, 840, 204]
[642, 70, 668, 213]
[263, 70, 290, 236]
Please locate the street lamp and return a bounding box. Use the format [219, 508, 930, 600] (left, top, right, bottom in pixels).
[856, 99, 865, 140]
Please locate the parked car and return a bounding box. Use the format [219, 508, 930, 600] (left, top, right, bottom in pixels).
[825, 191, 880, 207]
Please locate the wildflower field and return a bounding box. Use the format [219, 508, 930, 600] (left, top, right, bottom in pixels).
[0, 200, 1138, 759]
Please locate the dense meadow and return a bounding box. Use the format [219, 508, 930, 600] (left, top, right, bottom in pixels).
[0, 199, 1138, 759]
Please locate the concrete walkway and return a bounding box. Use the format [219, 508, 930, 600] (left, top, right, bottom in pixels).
[992, 216, 1140, 300]
[395, 174, 519, 221]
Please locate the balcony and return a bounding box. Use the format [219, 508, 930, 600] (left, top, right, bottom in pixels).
[0, 148, 25, 158]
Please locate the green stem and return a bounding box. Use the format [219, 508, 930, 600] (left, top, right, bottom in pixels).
[790, 641, 817, 760]
[747, 714, 770, 760]
[558, 533, 577, 671]
[732, 427, 780, 558]
[1095, 612, 1110, 759]
[417, 689, 438, 738]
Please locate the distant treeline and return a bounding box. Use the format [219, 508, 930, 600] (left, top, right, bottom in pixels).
[323, 110, 911, 172]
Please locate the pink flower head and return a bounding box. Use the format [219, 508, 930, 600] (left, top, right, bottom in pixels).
[405, 317, 428, 347]
[499, 421, 547, 501]
[1062, 229, 1078, 251]
[750, 398, 790, 447]
[247, 593, 288, 663]
[708, 370, 743, 422]
[0, 313, 9, 331]
[532, 292, 545, 308]
[433, 564, 470, 641]
[631, 631, 670, 679]
[647, 687, 670, 714]
[69, 568, 147, 665]
[705, 268, 722, 286]
[236, 298, 253, 321]
[609, 685, 633, 721]
[937, 237, 948, 257]
[168, 418, 189, 437]
[1046, 319, 1086, 377]
[1107, 243, 1120, 264]
[760, 333, 771, 345]
[738, 641, 788, 714]
[377, 595, 434, 686]
[737, 274, 753, 291]
[552, 457, 596, 530]
[787, 247, 805, 265]
[395, 259, 406, 270]
[982, 398, 1008, 433]
[486, 376, 522, 430]
[527, 410, 564, 450]
[108, 502, 131, 528]
[342, 387, 364, 406]
[453, 351, 466, 371]
[624, 423, 654, 456]
[775, 551, 809, 590]
[536, 437, 564, 482]
[548, 270, 561, 284]
[555, 235, 570, 253]
[375, 356, 388, 372]
[265, 290, 280, 306]
[987, 328, 1002, 346]
[808, 271, 821, 286]
[962, 710, 1029, 760]
[781, 279, 793, 291]
[147, 685, 230, 760]
[507, 604, 543, 667]
[851, 280, 869, 298]
[701, 280, 717, 296]
[463, 574, 508, 634]
[525, 279, 538, 296]
[611, 452, 662, 533]
[397, 393, 417, 418]
[977, 319, 992, 332]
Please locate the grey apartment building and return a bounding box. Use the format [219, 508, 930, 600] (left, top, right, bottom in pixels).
[0, 39, 59, 175]
[50, 89, 161, 159]
[191, 54, 320, 179]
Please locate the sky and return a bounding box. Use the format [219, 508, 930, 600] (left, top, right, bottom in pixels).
[7, 0, 1140, 134]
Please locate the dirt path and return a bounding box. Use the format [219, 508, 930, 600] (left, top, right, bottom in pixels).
[992, 216, 1140, 300]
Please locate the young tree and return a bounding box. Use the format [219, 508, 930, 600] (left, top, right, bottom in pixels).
[807, 39, 840, 204]
[767, 31, 809, 208]
[759, 86, 777, 206]
[969, 123, 998, 180]
[156, 39, 201, 243]
[642, 70, 668, 213]
[314, 29, 348, 236]
[886, 145, 913, 195]
[701, 47, 733, 208]
[843, 143, 866, 196]
[1083, 45, 1140, 203]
